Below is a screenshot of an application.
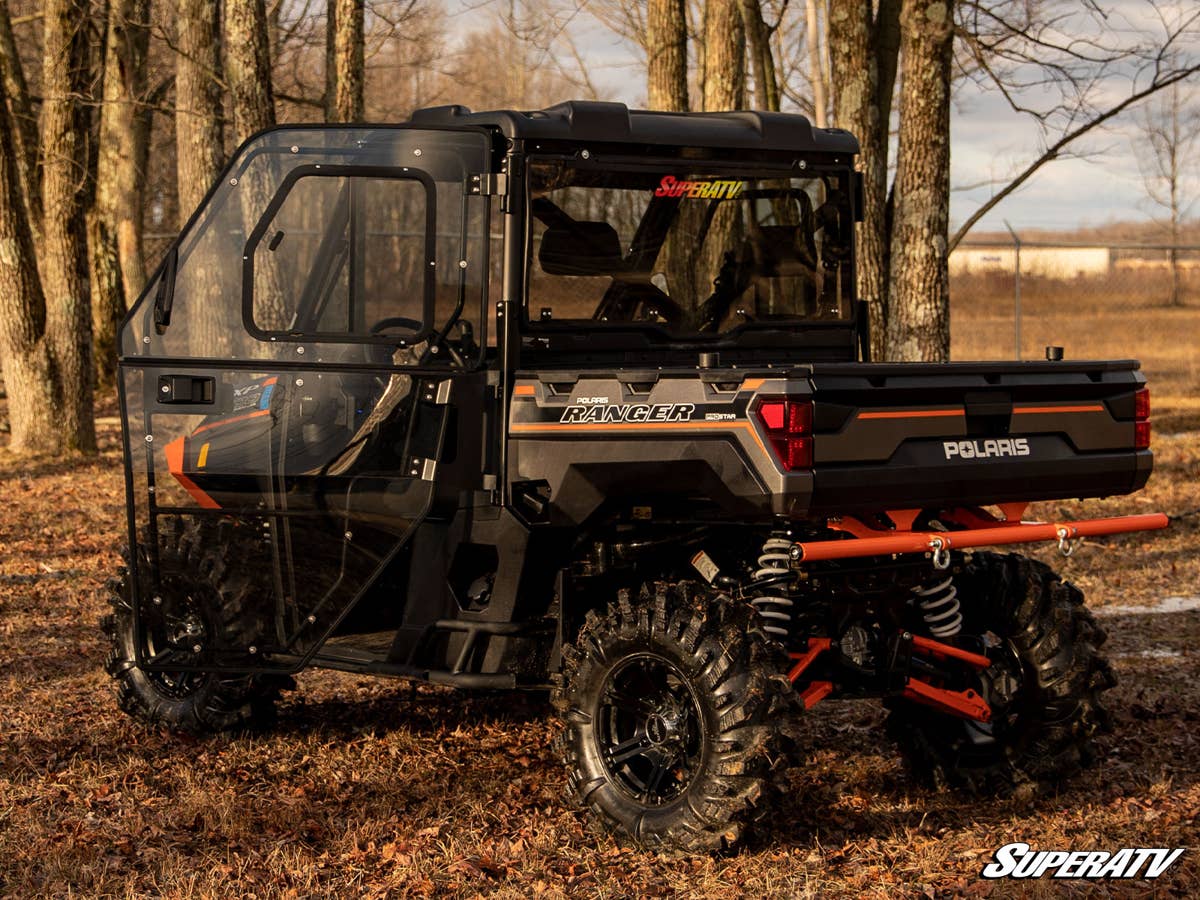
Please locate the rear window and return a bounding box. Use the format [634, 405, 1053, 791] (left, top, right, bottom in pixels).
[527, 160, 854, 335]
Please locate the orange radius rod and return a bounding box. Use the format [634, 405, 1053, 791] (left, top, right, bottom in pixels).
[793, 513, 1169, 563]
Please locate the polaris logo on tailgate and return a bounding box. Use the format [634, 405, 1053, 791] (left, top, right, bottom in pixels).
[944, 438, 1030, 460]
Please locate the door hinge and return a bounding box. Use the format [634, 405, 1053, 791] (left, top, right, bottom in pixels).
[470, 173, 508, 197]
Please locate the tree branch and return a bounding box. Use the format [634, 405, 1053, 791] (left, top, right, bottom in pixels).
[949, 63, 1200, 251]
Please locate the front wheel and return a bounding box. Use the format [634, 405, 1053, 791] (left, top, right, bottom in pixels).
[555, 582, 794, 853]
[101, 517, 286, 734]
[887, 552, 1115, 797]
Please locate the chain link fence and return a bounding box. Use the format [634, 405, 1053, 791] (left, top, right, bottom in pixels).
[951, 237, 1200, 429]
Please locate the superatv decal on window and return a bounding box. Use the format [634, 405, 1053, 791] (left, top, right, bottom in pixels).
[560, 403, 697, 424]
[654, 176, 745, 200]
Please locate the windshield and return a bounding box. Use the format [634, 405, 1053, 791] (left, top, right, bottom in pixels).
[527, 160, 854, 335]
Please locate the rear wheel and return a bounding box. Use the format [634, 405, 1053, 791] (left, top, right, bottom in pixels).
[887, 552, 1115, 796]
[555, 581, 794, 852]
[102, 517, 286, 734]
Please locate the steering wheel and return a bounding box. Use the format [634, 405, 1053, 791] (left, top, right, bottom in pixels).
[369, 316, 423, 336]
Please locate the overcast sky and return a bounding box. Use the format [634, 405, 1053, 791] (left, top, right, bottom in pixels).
[442, 1, 1200, 237]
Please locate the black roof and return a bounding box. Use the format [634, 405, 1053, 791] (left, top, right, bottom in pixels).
[410, 101, 859, 156]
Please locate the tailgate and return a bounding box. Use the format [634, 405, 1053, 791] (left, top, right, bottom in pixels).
[807, 360, 1152, 515]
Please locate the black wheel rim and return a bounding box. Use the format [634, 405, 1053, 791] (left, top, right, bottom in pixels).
[595, 653, 704, 806]
[139, 573, 208, 699]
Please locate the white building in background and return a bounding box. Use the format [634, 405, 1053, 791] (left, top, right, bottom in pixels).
[949, 246, 1111, 278]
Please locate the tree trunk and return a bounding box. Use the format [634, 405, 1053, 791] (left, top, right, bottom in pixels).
[176, 0, 224, 220]
[702, 0, 745, 112]
[887, 0, 954, 362]
[0, 75, 59, 453]
[175, 0, 226, 357]
[92, 0, 151, 389]
[0, 2, 41, 248]
[41, 0, 96, 452]
[330, 0, 364, 122]
[225, 0, 276, 144]
[647, 0, 689, 111]
[324, 1, 337, 121]
[829, 0, 897, 359]
[225, 0, 286, 334]
[805, 0, 828, 126]
[740, 0, 779, 111]
[696, 0, 745, 322]
[647, 0, 692, 311]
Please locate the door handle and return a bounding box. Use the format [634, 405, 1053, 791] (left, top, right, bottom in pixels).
[157, 375, 215, 404]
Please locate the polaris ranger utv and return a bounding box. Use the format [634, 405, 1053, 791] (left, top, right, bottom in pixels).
[106, 101, 1166, 852]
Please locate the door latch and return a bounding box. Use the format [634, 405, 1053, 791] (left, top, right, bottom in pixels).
[157, 375, 215, 404]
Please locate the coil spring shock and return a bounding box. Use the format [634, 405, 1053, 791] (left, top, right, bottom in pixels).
[912, 575, 962, 638]
[748, 533, 795, 639]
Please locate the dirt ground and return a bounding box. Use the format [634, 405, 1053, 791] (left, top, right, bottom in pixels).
[1, 404, 1198, 898]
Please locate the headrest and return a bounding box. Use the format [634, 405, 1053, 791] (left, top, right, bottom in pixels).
[538, 222, 625, 276]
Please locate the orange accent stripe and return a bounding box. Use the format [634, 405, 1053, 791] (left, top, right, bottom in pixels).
[513, 384, 536, 396]
[858, 409, 963, 420]
[741, 378, 766, 391]
[163, 436, 221, 510]
[192, 408, 271, 436]
[510, 419, 770, 458]
[1013, 405, 1105, 415]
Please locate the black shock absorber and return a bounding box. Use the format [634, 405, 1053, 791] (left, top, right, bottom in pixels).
[746, 531, 795, 639]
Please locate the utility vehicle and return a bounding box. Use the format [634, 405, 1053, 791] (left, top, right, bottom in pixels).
[106, 101, 1167, 852]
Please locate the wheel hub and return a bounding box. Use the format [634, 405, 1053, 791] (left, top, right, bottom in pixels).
[595, 654, 704, 806]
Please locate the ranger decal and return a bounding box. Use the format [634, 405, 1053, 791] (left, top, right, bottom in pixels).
[560, 403, 697, 424]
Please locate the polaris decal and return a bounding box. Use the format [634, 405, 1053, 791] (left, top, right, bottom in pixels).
[944, 438, 1030, 460]
[655, 176, 744, 200]
[560, 403, 697, 424]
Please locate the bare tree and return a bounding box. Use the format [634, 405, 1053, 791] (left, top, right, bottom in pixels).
[702, 0, 745, 111]
[175, 0, 226, 356]
[648, 0, 689, 110]
[175, 0, 224, 221]
[698, 0, 746, 316]
[41, 0, 96, 451]
[327, 0, 364, 121]
[886, 0, 954, 362]
[226, 0, 277, 141]
[740, 0, 780, 111]
[1133, 78, 1199, 307]
[0, 76, 60, 453]
[91, 0, 152, 388]
[950, 2, 1200, 249]
[804, 0, 828, 125]
[829, 0, 899, 359]
[0, 3, 41, 248]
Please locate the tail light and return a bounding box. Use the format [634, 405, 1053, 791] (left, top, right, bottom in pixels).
[756, 398, 813, 470]
[1134, 387, 1151, 450]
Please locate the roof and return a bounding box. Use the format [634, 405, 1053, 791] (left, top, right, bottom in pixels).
[409, 100, 859, 156]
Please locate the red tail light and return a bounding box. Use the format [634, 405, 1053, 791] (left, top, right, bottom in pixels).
[756, 398, 813, 470]
[1134, 387, 1151, 450]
